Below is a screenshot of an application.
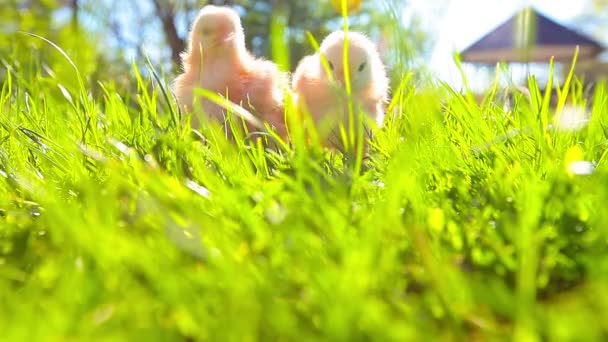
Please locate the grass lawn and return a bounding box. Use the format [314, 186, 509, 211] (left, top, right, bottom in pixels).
[1, 39, 608, 340]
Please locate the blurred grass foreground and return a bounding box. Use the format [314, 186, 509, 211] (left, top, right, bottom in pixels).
[2, 1, 608, 340]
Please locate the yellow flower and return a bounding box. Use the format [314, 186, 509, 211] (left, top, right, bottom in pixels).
[330, 0, 362, 14]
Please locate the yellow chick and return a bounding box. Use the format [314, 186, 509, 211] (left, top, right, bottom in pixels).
[173, 5, 287, 138]
[292, 30, 389, 149]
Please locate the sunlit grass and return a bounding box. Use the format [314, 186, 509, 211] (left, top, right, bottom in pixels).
[2, 21, 608, 342]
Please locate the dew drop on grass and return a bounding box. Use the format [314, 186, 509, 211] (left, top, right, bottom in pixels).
[372, 180, 385, 188]
[568, 161, 595, 176]
[186, 180, 211, 198]
[265, 201, 286, 225]
[30, 209, 41, 218]
[555, 105, 590, 132]
[75, 256, 83, 270]
[144, 154, 158, 168]
[114, 141, 129, 154]
[252, 191, 264, 203]
[92, 304, 114, 326]
[210, 248, 222, 258]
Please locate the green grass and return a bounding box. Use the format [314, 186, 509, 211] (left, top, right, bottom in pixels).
[2, 36, 608, 341]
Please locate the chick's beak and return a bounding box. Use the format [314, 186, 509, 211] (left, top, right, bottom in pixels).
[335, 71, 344, 85]
[214, 25, 235, 44]
[211, 33, 234, 47]
[222, 32, 235, 42]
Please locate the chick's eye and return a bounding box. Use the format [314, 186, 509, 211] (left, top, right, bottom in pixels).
[358, 62, 367, 72]
[328, 61, 334, 70]
[201, 27, 211, 35]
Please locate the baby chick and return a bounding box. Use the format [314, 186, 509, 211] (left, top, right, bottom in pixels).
[292, 30, 389, 149]
[173, 5, 287, 138]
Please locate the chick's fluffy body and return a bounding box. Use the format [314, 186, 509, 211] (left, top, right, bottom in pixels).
[173, 5, 286, 135]
[292, 31, 389, 136]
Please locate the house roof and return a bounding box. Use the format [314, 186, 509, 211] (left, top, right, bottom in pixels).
[461, 7, 604, 63]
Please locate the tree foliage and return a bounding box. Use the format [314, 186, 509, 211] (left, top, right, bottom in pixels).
[1, 1, 136, 102]
[75, 0, 428, 74]
[3, 0, 430, 89]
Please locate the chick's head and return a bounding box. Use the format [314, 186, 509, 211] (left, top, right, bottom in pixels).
[191, 5, 245, 54]
[319, 31, 379, 91]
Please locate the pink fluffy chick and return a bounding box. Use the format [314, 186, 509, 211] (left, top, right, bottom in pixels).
[292, 30, 389, 146]
[173, 5, 287, 138]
